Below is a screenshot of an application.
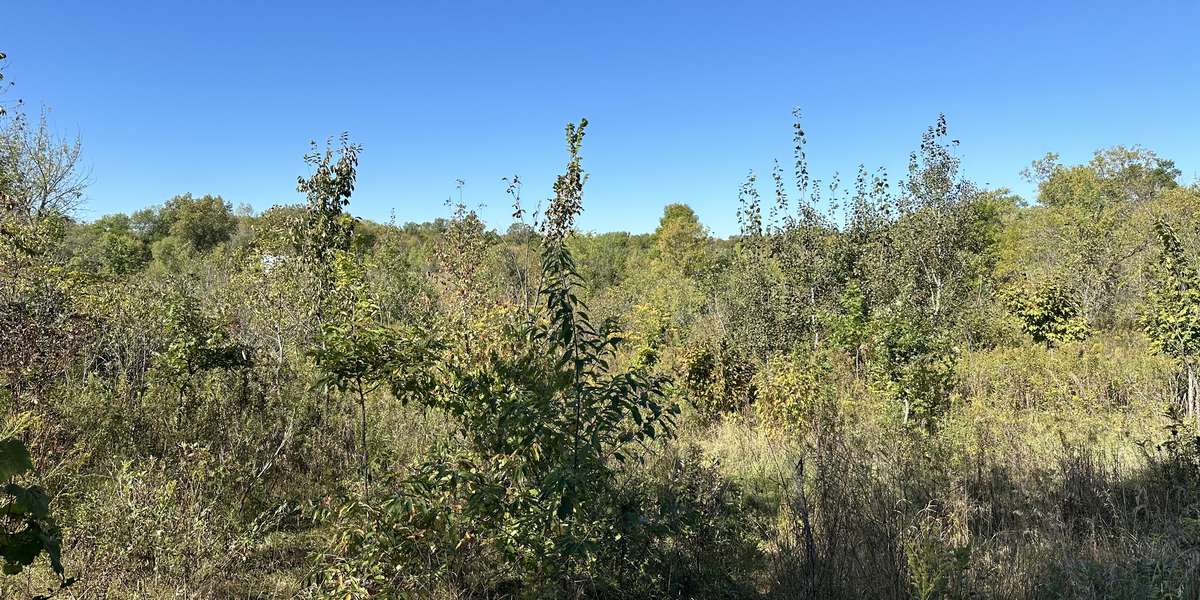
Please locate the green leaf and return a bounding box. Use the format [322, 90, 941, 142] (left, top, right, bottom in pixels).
[1, 529, 42, 567]
[5, 484, 50, 519]
[0, 440, 33, 482]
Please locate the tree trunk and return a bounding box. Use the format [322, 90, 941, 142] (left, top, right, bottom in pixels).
[356, 377, 371, 496]
[810, 287, 819, 349]
[1188, 362, 1197, 431]
[932, 277, 942, 318]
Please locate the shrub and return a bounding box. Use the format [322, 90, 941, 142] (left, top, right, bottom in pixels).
[602, 443, 761, 599]
[871, 308, 958, 430]
[677, 341, 755, 423]
[753, 351, 831, 432]
[958, 334, 1174, 409]
[1003, 279, 1090, 348]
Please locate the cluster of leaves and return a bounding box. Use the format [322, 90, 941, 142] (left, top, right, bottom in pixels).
[305, 121, 687, 596]
[0, 429, 72, 597]
[153, 285, 252, 383]
[677, 340, 755, 422]
[870, 309, 958, 430]
[752, 351, 831, 432]
[1142, 222, 1200, 366]
[295, 135, 360, 267]
[1141, 220, 1200, 424]
[1003, 278, 1090, 348]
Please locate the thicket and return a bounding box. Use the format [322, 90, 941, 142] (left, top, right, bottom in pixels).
[2, 52, 1200, 598]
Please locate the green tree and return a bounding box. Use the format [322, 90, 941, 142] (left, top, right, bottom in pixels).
[1018, 146, 1182, 327]
[295, 133, 362, 317]
[158, 193, 237, 252]
[568, 231, 646, 293]
[310, 253, 432, 495]
[892, 115, 988, 329]
[1142, 221, 1200, 425]
[68, 214, 150, 274]
[652, 203, 710, 278]
[1027, 146, 1179, 209]
[1004, 279, 1090, 348]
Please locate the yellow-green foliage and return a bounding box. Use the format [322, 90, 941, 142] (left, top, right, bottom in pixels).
[60, 456, 236, 598]
[905, 520, 971, 600]
[7, 75, 1200, 598]
[677, 341, 755, 421]
[753, 352, 830, 432]
[958, 333, 1175, 409]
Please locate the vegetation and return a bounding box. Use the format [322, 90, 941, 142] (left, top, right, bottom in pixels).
[3, 51, 1200, 598]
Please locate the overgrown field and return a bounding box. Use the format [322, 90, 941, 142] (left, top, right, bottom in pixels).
[2, 72, 1200, 597]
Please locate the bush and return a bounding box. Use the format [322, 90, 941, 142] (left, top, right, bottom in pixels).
[870, 309, 959, 430]
[602, 443, 761, 599]
[677, 341, 755, 423]
[958, 334, 1174, 409]
[62, 455, 235, 597]
[753, 351, 831, 432]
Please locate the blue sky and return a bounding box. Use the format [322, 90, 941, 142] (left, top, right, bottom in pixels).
[5, 1, 1198, 236]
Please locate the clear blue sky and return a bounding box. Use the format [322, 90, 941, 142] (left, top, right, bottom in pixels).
[5, 0, 1198, 236]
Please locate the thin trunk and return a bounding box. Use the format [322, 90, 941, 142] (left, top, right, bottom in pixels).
[794, 457, 817, 579]
[1188, 362, 1197, 431]
[932, 275, 943, 318]
[809, 286, 819, 349]
[356, 377, 371, 496]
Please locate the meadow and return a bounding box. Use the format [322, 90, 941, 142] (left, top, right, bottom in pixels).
[2, 59, 1200, 598]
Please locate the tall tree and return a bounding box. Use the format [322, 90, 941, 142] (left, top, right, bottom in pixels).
[0, 110, 85, 222]
[1142, 221, 1200, 425]
[893, 114, 982, 327]
[1020, 146, 1182, 328]
[158, 193, 237, 252]
[294, 133, 361, 320]
[652, 203, 710, 278]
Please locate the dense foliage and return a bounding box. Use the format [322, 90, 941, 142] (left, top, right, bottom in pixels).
[3, 51, 1200, 598]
